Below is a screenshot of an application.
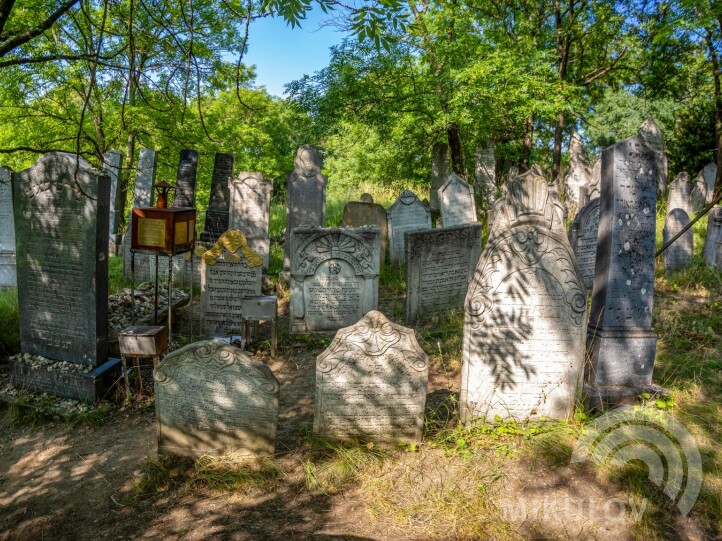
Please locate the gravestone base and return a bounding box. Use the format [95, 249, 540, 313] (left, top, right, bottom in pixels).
[0, 252, 16, 288]
[9, 358, 122, 404]
[586, 327, 657, 386]
[583, 382, 669, 412]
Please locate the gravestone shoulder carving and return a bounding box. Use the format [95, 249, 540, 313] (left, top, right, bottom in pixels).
[387, 190, 432, 262]
[439, 173, 477, 227]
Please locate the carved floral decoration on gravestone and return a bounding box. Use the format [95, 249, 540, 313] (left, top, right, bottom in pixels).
[294, 231, 375, 276]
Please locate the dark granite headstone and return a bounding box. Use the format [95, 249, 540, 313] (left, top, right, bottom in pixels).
[200, 153, 234, 243]
[663, 209, 693, 272]
[0, 166, 16, 287]
[104, 149, 123, 250]
[703, 207, 722, 268]
[173, 149, 198, 208]
[587, 136, 658, 391]
[568, 198, 600, 290]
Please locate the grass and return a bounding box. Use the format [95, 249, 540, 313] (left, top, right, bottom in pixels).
[0, 286, 19, 357]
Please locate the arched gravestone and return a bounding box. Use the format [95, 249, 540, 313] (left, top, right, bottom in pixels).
[229, 172, 273, 269]
[663, 209, 693, 272]
[438, 173, 477, 227]
[0, 166, 16, 288]
[703, 207, 722, 268]
[284, 145, 327, 272]
[341, 194, 388, 263]
[290, 226, 380, 334]
[155, 339, 279, 458]
[387, 190, 432, 262]
[667, 172, 693, 217]
[461, 166, 587, 422]
[314, 310, 428, 442]
[568, 197, 600, 290]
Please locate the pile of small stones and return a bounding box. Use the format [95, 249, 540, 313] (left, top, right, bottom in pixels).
[9, 352, 94, 374]
[0, 383, 92, 414]
[108, 282, 187, 332]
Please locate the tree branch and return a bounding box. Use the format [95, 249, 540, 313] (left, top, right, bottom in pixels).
[0, 0, 81, 58]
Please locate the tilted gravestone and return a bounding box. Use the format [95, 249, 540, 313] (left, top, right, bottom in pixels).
[123, 149, 157, 282]
[104, 149, 123, 252]
[200, 230, 263, 337]
[637, 117, 668, 195]
[461, 166, 587, 421]
[0, 166, 16, 288]
[155, 339, 279, 457]
[568, 197, 600, 290]
[229, 172, 273, 269]
[290, 227, 380, 334]
[405, 223, 482, 325]
[314, 310, 428, 442]
[439, 173, 477, 227]
[703, 207, 722, 268]
[341, 194, 388, 262]
[698, 162, 717, 204]
[587, 136, 658, 396]
[387, 190, 432, 262]
[199, 153, 234, 243]
[173, 149, 198, 208]
[564, 131, 593, 218]
[430, 142, 449, 211]
[10, 152, 120, 402]
[475, 139, 496, 208]
[284, 145, 327, 272]
[663, 209, 693, 272]
[667, 172, 693, 217]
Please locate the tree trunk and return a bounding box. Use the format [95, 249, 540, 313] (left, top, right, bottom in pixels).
[520, 115, 534, 172]
[552, 111, 564, 187]
[447, 123, 464, 177]
[707, 29, 722, 201]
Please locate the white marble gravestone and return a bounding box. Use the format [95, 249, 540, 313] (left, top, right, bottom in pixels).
[229, 172, 273, 269]
[568, 197, 600, 290]
[155, 339, 279, 457]
[564, 131, 593, 217]
[461, 166, 587, 422]
[663, 209, 693, 272]
[667, 172, 693, 217]
[439, 173, 477, 227]
[290, 227, 380, 334]
[200, 231, 263, 337]
[387, 190, 432, 262]
[405, 223, 482, 324]
[0, 166, 16, 287]
[314, 310, 428, 442]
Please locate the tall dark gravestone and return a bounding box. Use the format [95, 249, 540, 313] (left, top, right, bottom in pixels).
[200, 153, 234, 243]
[173, 149, 198, 208]
[10, 153, 119, 402]
[586, 137, 658, 400]
[104, 149, 123, 253]
[0, 166, 16, 288]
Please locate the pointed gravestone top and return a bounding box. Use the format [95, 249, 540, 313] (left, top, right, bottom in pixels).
[439, 172, 477, 227]
[565, 132, 592, 214]
[387, 190, 432, 262]
[637, 117, 665, 153]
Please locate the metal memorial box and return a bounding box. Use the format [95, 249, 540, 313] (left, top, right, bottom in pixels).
[131, 207, 196, 255]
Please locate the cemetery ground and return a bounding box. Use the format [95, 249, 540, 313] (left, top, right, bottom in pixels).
[0, 200, 720, 540]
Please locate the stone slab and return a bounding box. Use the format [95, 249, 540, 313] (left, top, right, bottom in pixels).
[173, 149, 198, 208]
[123, 149, 157, 282]
[663, 208, 693, 272]
[104, 149, 123, 246]
[387, 190, 431, 262]
[200, 153, 233, 243]
[0, 166, 16, 287]
[439, 173, 477, 227]
[703, 207, 722, 267]
[568, 197, 600, 290]
[699, 162, 717, 204]
[230, 172, 273, 269]
[341, 198, 388, 262]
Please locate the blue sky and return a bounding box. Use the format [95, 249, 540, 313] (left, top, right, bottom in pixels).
[243, 10, 348, 97]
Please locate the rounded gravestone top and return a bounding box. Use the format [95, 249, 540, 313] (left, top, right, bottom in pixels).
[294, 145, 322, 177]
[360, 193, 374, 203]
[399, 190, 419, 205]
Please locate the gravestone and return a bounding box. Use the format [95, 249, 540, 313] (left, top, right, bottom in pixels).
[341, 194, 388, 262]
[173, 149, 198, 208]
[439, 173, 477, 227]
[698, 163, 717, 204]
[586, 136, 658, 397]
[229, 172, 273, 269]
[387, 190, 432, 262]
[568, 197, 600, 290]
[461, 166, 587, 421]
[703, 207, 722, 268]
[199, 153, 234, 243]
[104, 149, 123, 253]
[155, 339, 279, 457]
[663, 209, 693, 272]
[691, 178, 706, 214]
[284, 145, 327, 272]
[637, 117, 668, 194]
[314, 310, 428, 442]
[430, 142, 449, 210]
[667, 172, 693, 217]
[9, 152, 120, 402]
[589, 158, 601, 200]
[564, 131, 592, 217]
[123, 149, 157, 282]
[0, 167, 16, 288]
[200, 230, 263, 337]
[475, 140, 496, 208]
[360, 193, 373, 203]
[290, 227, 380, 334]
[405, 223, 482, 324]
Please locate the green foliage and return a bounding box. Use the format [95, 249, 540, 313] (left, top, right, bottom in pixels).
[0, 288, 20, 358]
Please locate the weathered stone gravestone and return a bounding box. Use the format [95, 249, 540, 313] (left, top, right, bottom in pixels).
[104, 149, 123, 253]
[430, 142, 449, 211]
[199, 153, 234, 243]
[200, 230, 263, 337]
[173, 149, 198, 208]
[284, 145, 327, 272]
[663, 209, 693, 272]
[667, 172, 693, 217]
[439, 173, 477, 227]
[405, 223, 482, 325]
[290, 227, 380, 334]
[637, 117, 668, 194]
[230, 172, 273, 269]
[691, 178, 707, 214]
[461, 166, 587, 421]
[564, 131, 593, 217]
[10, 152, 120, 402]
[123, 149, 157, 282]
[387, 190, 432, 262]
[313, 310, 428, 442]
[589, 158, 601, 200]
[0, 166, 16, 288]
[475, 139, 496, 208]
[568, 197, 600, 290]
[703, 207, 722, 268]
[698, 162, 717, 204]
[155, 339, 279, 457]
[587, 136, 658, 396]
[341, 194, 388, 262]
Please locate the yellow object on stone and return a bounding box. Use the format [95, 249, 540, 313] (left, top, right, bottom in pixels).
[199, 230, 263, 268]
